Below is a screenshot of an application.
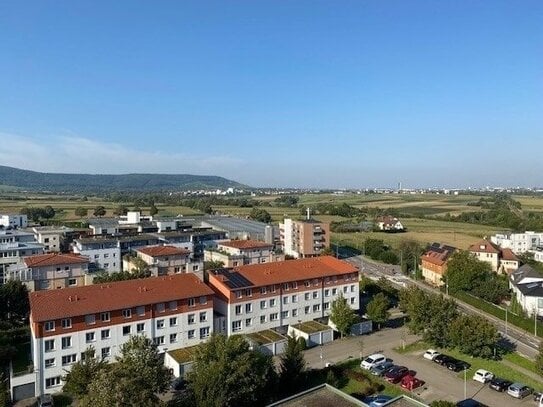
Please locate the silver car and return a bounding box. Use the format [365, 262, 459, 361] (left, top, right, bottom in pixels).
[507, 383, 532, 399]
[370, 361, 394, 376]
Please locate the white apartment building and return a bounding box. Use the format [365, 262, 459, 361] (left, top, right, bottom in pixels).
[279, 218, 330, 258]
[0, 230, 44, 283]
[207, 256, 359, 336]
[32, 226, 73, 253]
[491, 232, 543, 254]
[72, 237, 122, 273]
[0, 214, 28, 229]
[204, 239, 283, 267]
[128, 245, 202, 276]
[22, 274, 214, 399]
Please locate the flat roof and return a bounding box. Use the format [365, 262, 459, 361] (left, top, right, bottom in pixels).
[267, 384, 367, 407]
[246, 329, 286, 345]
[201, 216, 269, 234]
[167, 345, 200, 364]
[291, 320, 331, 334]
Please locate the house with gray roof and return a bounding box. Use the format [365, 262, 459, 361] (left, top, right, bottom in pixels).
[509, 264, 543, 316]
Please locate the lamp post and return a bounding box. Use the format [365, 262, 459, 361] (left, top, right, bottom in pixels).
[464, 368, 467, 400]
[505, 305, 508, 336]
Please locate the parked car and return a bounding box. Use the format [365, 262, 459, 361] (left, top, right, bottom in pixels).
[37, 395, 54, 407]
[368, 395, 394, 407]
[384, 366, 412, 384]
[456, 399, 488, 407]
[433, 354, 455, 366]
[400, 374, 425, 390]
[361, 353, 387, 370]
[370, 361, 395, 376]
[489, 377, 513, 392]
[472, 369, 494, 383]
[507, 382, 533, 399]
[423, 349, 440, 361]
[445, 358, 471, 372]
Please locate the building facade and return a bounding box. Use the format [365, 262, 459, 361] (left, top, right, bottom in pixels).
[0, 214, 28, 229]
[207, 256, 359, 337]
[469, 239, 519, 274]
[128, 245, 202, 276]
[0, 230, 44, 284]
[204, 239, 283, 267]
[420, 243, 456, 286]
[32, 226, 73, 253]
[72, 237, 122, 273]
[279, 219, 330, 258]
[491, 232, 543, 254]
[509, 264, 543, 317]
[26, 274, 214, 397]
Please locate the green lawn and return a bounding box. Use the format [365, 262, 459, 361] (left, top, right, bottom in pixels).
[504, 352, 539, 375]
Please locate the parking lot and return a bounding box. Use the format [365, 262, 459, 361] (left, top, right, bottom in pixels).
[303, 328, 541, 406]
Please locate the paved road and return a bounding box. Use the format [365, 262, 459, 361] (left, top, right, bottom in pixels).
[344, 254, 540, 359]
[303, 329, 538, 406]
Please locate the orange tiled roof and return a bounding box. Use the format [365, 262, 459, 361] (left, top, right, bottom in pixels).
[136, 245, 190, 257]
[24, 253, 89, 268]
[468, 239, 500, 254]
[29, 274, 213, 322]
[219, 240, 273, 250]
[421, 244, 456, 266]
[213, 256, 357, 289]
[501, 248, 519, 262]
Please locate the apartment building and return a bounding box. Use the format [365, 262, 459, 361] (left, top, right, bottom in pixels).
[26, 273, 214, 397]
[279, 218, 330, 258]
[420, 243, 456, 286]
[0, 214, 28, 229]
[204, 239, 283, 267]
[153, 229, 227, 259]
[127, 245, 202, 276]
[469, 239, 520, 274]
[0, 230, 44, 283]
[491, 231, 543, 254]
[72, 236, 122, 273]
[207, 256, 359, 336]
[6, 253, 90, 291]
[32, 226, 73, 253]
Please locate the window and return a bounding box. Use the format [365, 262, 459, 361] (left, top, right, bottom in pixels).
[235, 291, 242, 299]
[245, 303, 252, 313]
[350, 297, 356, 305]
[324, 289, 330, 297]
[45, 377, 61, 389]
[101, 329, 110, 340]
[260, 315, 266, 324]
[292, 309, 298, 317]
[45, 339, 55, 352]
[313, 304, 321, 312]
[245, 288, 252, 297]
[137, 323, 145, 333]
[304, 293, 310, 301]
[170, 333, 178, 343]
[123, 326, 131, 336]
[270, 298, 276, 307]
[350, 285, 355, 292]
[199, 296, 207, 305]
[270, 313, 278, 321]
[324, 302, 330, 310]
[104, 263, 109, 268]
[312, 291, 318, 299]
[199, 312, 207, 322]
[100, 312, 110, 322]
[45, 358, 55, 368]
[292, 295, 298, 303]
[343, 286, 348, 293]
[68, 278, 77, 286]
[260, 300, 267, 309]
[200, 327, 210, 339]
[281, 311, 289, 319]
[283, 283, 289, 291]
[122, 309, 132, 319]
[61, 336, 72, 349]
[332, 288, 337, 295]
[170, 317, 178, 327]
[188, 298, 195, 307]
[304, 281, 310, 287]
[81, 349, 95, 361]
[62, 354, 77, 366]
[101, 347, 111, 358]
[86, 332, 96, 342]
[304, 306, 310, 314]
[154, 336, 165, 345]
[313, 279, 319, 286]
[292, 282, 298, 289]
[270, 285, 276, 293]
[188, 314, 195, 324]
[188, 330, 195, 339]
[260, 287, 267, 295]
[137, 306, 145, 316]
[45, 321, 55, 332]
[243, 318, 252, 328]
[156, 303, 165, 313]
[192, 264, 199, 271]
[282, 297, 289, 305]
[61, 318, 71, 329]
[169, 300, 178, 310]
[232, 320, 242, 332]
[157, 320, 165, 329]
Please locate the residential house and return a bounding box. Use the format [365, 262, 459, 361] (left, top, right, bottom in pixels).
[207, 256, 359, 336]
[490, 231, 543, 254]
[21, 273, 214, 398]
[376, 216, 404, 232]
[420, 243, 456, 286]
[5, 253, 90, 291]
[32, 226, 73, 253]
[204, 239, 284, 267]
[0, 214, 28, 229]
[509, 264, 543, 317]
[279, 218, 330, 258]
[468, 239, 519, 274]
[72, 236, 122, 273]
[0, 230, 44, 283]
[126, 245, 202, 276]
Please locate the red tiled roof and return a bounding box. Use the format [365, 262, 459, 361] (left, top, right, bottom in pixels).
[29, 273, 213, 322]
[501, 248, 519, 262]
[421, 244, 456, 266]
[24, 253, 89, 268]
[219, 240, 273, 250]
[214, 256, 357, 289]
[468, 239, 500, 254]
[136, 245, 190, 257]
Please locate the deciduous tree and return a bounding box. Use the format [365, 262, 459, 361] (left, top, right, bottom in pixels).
[248, 208, 272, 223]
[448, 314, 499, 358]
[366, 292, 390, 329]
[74, 207, 88, 218]
[329, 293, 358, 337]
[93, 206, 107, 217]
[63, 347, 107, 399]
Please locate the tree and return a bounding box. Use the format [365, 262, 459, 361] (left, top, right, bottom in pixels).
[423, 295, 458, 348]
[149, 204, 158, 216]
[63, 347, 107, 399]
[399, 286, 433, 334]
[444, 251, 492, 294]
[278, 336, 306, 395]
[329, 293, 358, 338]
[74, 206, 88, 218]
[319, 247, 335, 257]
[113, 205, 129, 216]
[536, 342, 543, 376]
[81, 335, 172, 407]
[187, 333, 277, 407]
[0, 374, 10, 407]
[448, 314, 499, 358]
[366, 292, 390, 329]
[93, 206, 107, 217]
[129, 256, 151, 277]
[204, 260, 225, 271]
[248, 208, 272, 223]
[430, 401, 456, 407]
[43, 205, 56, 219]
[0, 280, 30, 324]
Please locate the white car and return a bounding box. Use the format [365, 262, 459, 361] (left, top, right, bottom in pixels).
[473, 369, 494, 383]
[423, 349, 440, 361]
[361, 353, 386, 370]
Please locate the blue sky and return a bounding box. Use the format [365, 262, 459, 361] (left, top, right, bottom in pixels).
[0, 1, 542, 188]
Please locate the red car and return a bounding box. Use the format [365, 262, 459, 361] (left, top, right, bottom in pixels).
[384, 366, 411, 384]
[400, 374, 425, 391]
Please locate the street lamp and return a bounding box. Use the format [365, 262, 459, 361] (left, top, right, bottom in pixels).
[464, 367, 467, 400]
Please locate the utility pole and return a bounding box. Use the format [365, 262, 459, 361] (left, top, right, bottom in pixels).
[535, 307, 538, 337]
[464, 368, 467, 400]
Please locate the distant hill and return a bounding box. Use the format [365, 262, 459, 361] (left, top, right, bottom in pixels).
[0, 165, 247, 193]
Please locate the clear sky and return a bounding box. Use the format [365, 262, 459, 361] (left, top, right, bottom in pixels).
[1, 1, 542, 188]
